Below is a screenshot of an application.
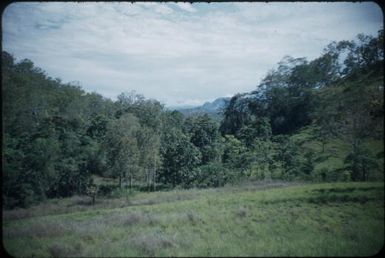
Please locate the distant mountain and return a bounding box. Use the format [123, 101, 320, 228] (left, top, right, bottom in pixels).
[173, 97, 231, 121]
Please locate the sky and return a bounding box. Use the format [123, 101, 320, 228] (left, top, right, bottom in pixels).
[2, 2, 383, 107]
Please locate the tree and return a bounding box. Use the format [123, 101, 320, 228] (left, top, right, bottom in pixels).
[137, 126, 161, 191]
[222, 135, 247, 169]
[159, 128, 201, 187]
[344, 145, 378, 181]
[272, 136, 301, 180]
[105, 113, 141, 190]
[184, 114, 223, 164]
[301, 150, 315, 179]
[86, 179, 98, 205]
[311, 87, 342, 152]
[238, 117, 272, 147]
[220, 93, 257, 137]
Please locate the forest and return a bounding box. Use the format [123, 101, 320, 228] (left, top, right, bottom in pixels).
[2, 30, 384, 209]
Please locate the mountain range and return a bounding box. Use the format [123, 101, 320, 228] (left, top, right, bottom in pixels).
[172, 97, 231, 121]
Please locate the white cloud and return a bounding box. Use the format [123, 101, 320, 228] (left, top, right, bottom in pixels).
[154, 4, 173, 15]
[175, 2, 197, 13]
[2, 2, 383, 107]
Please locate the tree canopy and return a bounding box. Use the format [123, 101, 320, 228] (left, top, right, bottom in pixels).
[2, 30, 383, 208]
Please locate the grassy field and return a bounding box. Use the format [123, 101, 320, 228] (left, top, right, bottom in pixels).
[3, 181, 384, 257]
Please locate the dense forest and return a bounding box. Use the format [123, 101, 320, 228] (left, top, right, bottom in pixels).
[2, 30, 384, 209]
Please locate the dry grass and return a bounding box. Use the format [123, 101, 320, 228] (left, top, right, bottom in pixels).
[2, 196, 90, 221]
[2, 207, 32, 221]
[132, 233, 175, 256]
[2, 181, 301, 222]
[48, 242, 82, 257]
[2, 191, 200, 222]
[186, 211, 202, 225]
[2, 182, 384, 257]
[4, 219, 70, 238]
[121, 213, 142, 226]
[235, 206, 248, 218]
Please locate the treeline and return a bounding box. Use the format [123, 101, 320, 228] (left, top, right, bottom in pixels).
[2, 30, 384, 208]
[220, 30, 384, 182]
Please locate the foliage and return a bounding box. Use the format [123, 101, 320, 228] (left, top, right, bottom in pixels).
[344, 145, 379, 181]
[2, 30, 384, 208]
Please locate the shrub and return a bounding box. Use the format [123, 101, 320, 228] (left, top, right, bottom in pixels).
[97, 184, 119, 197]
[341, 170, 352, 182]
[247, 163, 266, 181]
[344, 146, 379, 181]
[270, 167, 284, 180]
[195, 162, 230, 187]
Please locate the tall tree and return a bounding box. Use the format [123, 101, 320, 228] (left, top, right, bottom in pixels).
[105, 113, 140, 190]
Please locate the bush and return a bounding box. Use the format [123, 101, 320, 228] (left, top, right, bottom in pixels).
[344, 146, 379, 181]
[341, 170, 352, 182]
[108, 187, 138, 199]
[270, 168, 283, 180]
[97, 184, 119, 197]
[315, 168, 348, 182]
[195, 162, 230, 187]
[247, 163, 266, 180]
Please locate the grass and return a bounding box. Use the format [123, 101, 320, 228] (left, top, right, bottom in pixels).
[3, 181, 384, 257]
[291, 126, 384, 181]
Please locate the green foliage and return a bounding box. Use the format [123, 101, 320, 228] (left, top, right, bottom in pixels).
[272, 136, 302, 180]
[222, 135, 247, 169]
[104, 113, 141, 185]
[85, 180, 98, 205]
[344, 145, 379, 181]
[219, 30, 383, 183]
[2, 30, 384, 208]
[159, 127, 202, 187]
[194, 162, 231, 188]
[183, 114, 223, 164]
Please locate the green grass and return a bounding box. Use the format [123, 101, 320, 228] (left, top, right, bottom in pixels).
[3, 181, 384, 257]
[291, 126, 384, 181]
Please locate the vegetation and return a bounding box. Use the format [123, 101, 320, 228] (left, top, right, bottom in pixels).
[2, 30, 383, 256]
[3, 182, 383, 257]
[2, 30, 383, 209]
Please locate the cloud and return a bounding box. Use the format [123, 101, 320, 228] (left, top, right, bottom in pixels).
[2, 2, 383, 107]
[154, 4, 174, 15]
[175, 2, 197, 13]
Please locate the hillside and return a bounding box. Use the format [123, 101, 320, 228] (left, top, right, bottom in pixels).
[2, 30, 384, 209]
[220, 69, 384, 181]
[3, 182, 384, 257]
[2, 3, 384, 258]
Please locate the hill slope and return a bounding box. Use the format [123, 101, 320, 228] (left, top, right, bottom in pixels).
[3, 182, 384, 257]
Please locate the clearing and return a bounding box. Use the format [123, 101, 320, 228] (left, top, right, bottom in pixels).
[3, 181, 384, 257]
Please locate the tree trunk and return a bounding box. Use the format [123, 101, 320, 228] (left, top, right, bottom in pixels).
[322, 138, 325, 153]
[129, 174, 132, 192]
[147, 168, 150, 192]
[173, 174, 176, 188]
[153, 167, 156, 191]
[362, 165, 367, 181]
